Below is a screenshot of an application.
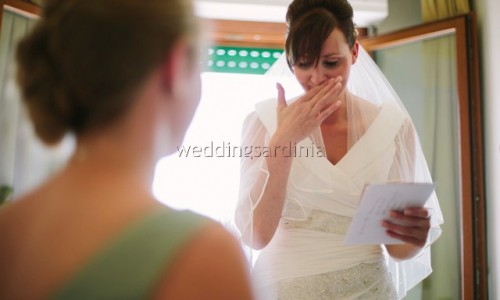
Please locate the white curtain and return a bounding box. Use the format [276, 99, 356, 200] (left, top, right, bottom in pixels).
[374, 34, 461, 300]
[0, 10, 73, 201]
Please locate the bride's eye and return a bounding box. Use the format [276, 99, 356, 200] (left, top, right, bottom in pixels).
[295, 60, 312, 69]
[323, 60, 339, 68]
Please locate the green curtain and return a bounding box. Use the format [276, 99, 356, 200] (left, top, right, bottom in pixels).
[419, 35, 461, 300]
[418, 2, 466, 296]
[374, 33, 461, 300]
[421, 0, 470, 21]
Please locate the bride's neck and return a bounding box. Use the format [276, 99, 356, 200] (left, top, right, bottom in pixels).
[321, 90, 350, 126]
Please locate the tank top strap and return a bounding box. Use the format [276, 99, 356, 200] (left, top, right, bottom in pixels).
[52, 208, 207, 299]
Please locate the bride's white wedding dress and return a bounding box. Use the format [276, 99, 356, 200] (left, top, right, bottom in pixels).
[236, 97, 442, 299]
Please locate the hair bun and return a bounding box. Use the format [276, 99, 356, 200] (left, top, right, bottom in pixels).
[16, 23, 73, 144]
[16, 0, 200, 145]
[286, 0, 354, 25]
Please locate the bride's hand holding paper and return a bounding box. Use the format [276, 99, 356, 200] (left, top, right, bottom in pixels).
[381, 207, 432, 247]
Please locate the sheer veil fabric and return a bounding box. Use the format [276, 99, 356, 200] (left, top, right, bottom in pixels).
[235, 45, 444, 299]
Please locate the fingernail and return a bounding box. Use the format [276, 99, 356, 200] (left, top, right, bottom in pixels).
[404, 209, 414, 215]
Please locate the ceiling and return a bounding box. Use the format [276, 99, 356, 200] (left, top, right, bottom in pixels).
[194, 0, 388, 26]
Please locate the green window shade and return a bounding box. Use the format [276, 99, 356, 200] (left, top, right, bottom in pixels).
[203, 46, 283, 74]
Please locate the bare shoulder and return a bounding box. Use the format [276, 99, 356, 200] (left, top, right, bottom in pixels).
[0, 191, 46, 299]
[0, 197, 18, 239]
[0, 190, 37, 233]
[152, 220, 255, 300]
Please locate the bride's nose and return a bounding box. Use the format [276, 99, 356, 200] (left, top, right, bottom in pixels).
[310, 66, 328, 86]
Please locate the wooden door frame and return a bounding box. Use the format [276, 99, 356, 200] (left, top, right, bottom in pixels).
[0, 1, 3, 32]
[1, 0, 40, 21]
[206, 19, 286, 48]
[0, 0, 39, 33]
[360, 13, 487, 300]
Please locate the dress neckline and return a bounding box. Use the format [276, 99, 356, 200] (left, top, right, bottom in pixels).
[296, 102, 403, 183]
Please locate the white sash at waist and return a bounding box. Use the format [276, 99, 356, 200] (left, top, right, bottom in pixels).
[253, 227, 385, 287]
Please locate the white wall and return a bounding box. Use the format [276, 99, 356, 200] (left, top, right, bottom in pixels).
[195, 0, 388, 25]
[475, 0, 500, 298]
[375, 0, 421, 34]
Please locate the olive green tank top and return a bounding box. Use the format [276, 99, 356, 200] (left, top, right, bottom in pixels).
[51, 208, 207, 299]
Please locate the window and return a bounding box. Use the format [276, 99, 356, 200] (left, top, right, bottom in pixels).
[153, 68, 302, 228]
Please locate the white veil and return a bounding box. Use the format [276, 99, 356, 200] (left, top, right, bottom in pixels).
[346, 44, 444, 297]
[235, 44, 444, 299]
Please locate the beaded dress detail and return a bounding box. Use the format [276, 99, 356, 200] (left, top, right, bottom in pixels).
[270, 210, 397, 300]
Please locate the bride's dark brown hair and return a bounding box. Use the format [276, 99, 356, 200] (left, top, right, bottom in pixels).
[285, 0, 357, 71]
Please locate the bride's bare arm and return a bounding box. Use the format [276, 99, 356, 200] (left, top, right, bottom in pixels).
[243, 135, 295, 249]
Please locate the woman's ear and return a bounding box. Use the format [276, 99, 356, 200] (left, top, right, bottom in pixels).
[161, 39, 199, 97]
[156, 38, 201, 145]
[351, 41, 360, 65]
[159, 38, 201, 111]
[160, 39, 191, 95]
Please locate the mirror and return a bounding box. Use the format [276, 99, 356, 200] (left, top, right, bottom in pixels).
[361, 13, 487, 299]
[0, 3, 487, 299]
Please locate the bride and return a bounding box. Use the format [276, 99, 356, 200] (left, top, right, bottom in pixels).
[234, 0, 443, 299]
